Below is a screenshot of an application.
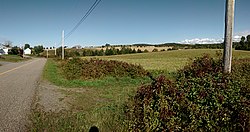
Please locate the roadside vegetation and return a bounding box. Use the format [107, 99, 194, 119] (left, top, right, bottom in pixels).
[60, 58, 147, 80]
[0, 55, 29, 62]
[31, 49, 250, 131]
[126, 55, 250, 131]
[32, 58, 150, 131]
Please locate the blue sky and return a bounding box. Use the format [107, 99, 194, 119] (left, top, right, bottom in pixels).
[0, 0, 249, 47]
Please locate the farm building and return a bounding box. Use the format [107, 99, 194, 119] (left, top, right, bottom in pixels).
[24, 48, 31, 55]
[0, 48, 9, 55]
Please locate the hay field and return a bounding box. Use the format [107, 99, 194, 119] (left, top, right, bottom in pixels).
[95, 45, 172, 52]
[84, 49, 250, 72]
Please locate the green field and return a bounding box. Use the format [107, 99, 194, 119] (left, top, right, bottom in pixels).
[84, 49, 250, 72]
[33, 49, 250, 131]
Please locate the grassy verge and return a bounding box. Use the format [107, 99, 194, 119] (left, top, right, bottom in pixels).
[0, 55, 29, 62]
[32, 59, 151, 131]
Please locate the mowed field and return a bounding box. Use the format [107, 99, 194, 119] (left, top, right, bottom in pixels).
[84, 49, 250, 72]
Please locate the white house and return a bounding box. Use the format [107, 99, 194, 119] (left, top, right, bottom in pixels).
[3, 49, 8, 55]
[24, 48, 31, 55]
[0, 48, 9, 55]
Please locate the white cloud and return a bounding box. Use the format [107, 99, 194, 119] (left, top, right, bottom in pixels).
[179, 30, 250, 44]
[178, 38, 223, 44]
[234, 30, 250, 37]
[233, 30, 250, 42]
[233, 35, 242, 42]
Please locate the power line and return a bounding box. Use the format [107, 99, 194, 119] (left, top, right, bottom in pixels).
[65, 0, 102, 39]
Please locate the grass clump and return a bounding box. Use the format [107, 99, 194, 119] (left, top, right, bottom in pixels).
[125, 55, 250, 131]
[60, 58, 148, 80]
[31, 107, 87, 132]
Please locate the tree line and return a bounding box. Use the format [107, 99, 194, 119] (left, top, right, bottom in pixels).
[235, 35, 250, 50]
[56, 47, 149, 58]
[7, 44, 44, 55]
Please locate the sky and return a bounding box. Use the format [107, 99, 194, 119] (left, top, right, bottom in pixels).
[0, 0, 250, 47]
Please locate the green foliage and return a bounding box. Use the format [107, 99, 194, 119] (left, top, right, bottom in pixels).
[156, 43, 223, 49]
[125, 55, 250, 131]
[34, 45, 44, 55]
[132, 48, 137, 53]
[247, 35, 250, 43]
[137, 49, 143, 53]
[152, 48, 158, 52]
[143, 49, 149, 53]
[168, 47, 179, 50]
[56, 47, 69, 58]
[8, 46, 21, 55]
[235, 35, 250, 50]
[31, 107, 87, 132]
[232, 58, 250, 101]
[68, 50, 80, 57]
[60, 58, 148, 80]
[192, 44, 223, 49]
[24, 44, 30, 49]
[82, 49, 93, 56]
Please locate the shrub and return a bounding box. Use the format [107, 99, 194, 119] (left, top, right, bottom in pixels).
[168, 47, 179, 51]
[152, 48, 158, 52]
[125, 55, 250, 131]
[137, 49, 143, 53]
[231, 58, 250, 120]
[60, 58, 148, 80]
[143, 49, 149, 53]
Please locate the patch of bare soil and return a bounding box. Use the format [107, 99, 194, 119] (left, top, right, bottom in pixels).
[34, 80, 69, 112]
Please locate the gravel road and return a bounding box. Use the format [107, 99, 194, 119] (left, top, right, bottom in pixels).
[0, 58, 46, 132]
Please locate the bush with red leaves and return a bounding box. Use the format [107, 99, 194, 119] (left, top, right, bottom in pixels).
[125, 55, 250, 131]
[60, 58, 148, 80]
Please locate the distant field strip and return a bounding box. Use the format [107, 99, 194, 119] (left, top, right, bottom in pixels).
[83, 49, 250, 72]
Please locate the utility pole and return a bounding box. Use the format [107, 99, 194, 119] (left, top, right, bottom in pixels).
[22, 45, 24, 57]
[62, 30, 65, 60]
[55, 43, 57, 56]
[223, 0, 235, 73]
[47, 48, 49, 58]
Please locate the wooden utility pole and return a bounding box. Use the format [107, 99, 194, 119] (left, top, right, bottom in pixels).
[223, 0, 235, 73]
[62, 30, 65, 60]
[46, 48, 48, 58]
[55, 43, 57, 56]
